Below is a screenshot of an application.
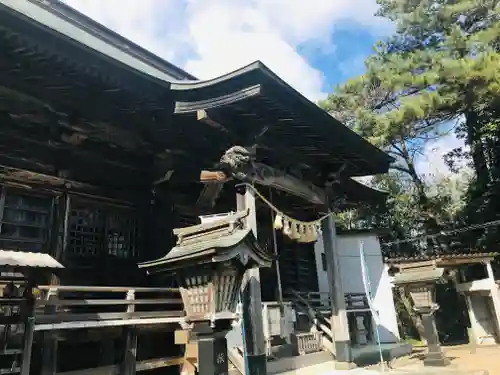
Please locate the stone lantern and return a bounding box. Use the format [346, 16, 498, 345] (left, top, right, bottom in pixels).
[139, 209, 273, 375]
[393, 262, 450, 367]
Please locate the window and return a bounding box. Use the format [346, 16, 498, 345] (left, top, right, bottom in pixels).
[68, 200, 139, 259]
[0, 188, 53, 252]
[321, 253, 327, 271]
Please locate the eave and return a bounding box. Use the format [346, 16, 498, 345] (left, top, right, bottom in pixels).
[138, 210, 274, 272]
[386, 252, 498, 267]
[170, 61, 393, 178]
[0, 0, 195, 82]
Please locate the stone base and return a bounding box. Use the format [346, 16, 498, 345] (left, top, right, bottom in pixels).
[423, 352, 451, 367]
[334, 361, 357, 370]
[334, 340, 353, 362]
[246, 353, 267, 374]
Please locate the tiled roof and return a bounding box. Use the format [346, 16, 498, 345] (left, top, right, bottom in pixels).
[385, 252, 498, 264]
[138, 210, 274, 271]
[0, 250, 64, 269]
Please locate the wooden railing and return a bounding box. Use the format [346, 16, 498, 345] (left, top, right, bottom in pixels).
[288, 291, 370, 312]
[289, 291, 330, 311]
[34, 285, 185, 330]
[286, 290, 375, 354]
[345, 293, 370, 312]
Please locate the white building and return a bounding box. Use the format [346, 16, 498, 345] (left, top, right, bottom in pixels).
[314, 229, 400, 344]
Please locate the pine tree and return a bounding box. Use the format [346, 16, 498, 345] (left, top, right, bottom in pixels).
[321, 0, 500, 251]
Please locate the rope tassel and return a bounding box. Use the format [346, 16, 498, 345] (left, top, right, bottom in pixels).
[273, 214, 283, 230]
[242, 183, 334, 244]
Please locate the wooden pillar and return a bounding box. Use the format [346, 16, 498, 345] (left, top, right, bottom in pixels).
[120, 290, 137, 375]
[236, 185, 267, 375]
[485, 261, 500, 339]
[321, 214, 355, 369]
[43, 195, 68, 374]
[20, 277, 36, 375]
[41, 288, 59, 375]
[457, 269, 477, 353]
[175, 330, 197, 375]
[463, 293, 477, 353]
[121, 328, 138, 375]
[50, 194, 70, 285]
[100, 339, 116, 367]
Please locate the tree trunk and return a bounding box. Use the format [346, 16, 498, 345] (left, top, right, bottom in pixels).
[399, 137, 444, 252]
[466, 111, 489, 189]
[398, 287, 426, 343]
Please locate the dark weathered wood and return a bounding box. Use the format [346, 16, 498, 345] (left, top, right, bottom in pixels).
[197, 163, 325, 205]
[136, 356, 184, 371]
[41, 332, 58, 375]
[321, 214, 355, 368]
[20, 280, 36, 375]
[173, 209, 248, 238]
[199, 170, 231, 183]
[236, 186, 267, 375]
[37, 285, 179, 293]
[197, 110, 230, 133]
[36, 298, 182, 307]
[0, 165, 122, 197]
[41, 289, 59, 375]
[0, 315, 22, 325]
[57, 356, 184, 375]
[36, 310, 184, 324]
[120, 290, 137, 375]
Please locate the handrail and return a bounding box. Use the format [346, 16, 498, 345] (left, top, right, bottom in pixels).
[33, 285, 184, 327]
[287, 289, 335, 357]
[288, 290, 331, 335]
[37, 285, 179, 293]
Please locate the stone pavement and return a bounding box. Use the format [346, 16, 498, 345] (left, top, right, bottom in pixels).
[277, 344, 495, 375]
[279, 359, 488, 375]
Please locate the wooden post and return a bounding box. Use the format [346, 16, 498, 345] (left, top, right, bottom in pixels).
[236, 185, 267, 375]
[176, 330, 197, 375]
[41, 288, 59, 375]
[20, 277, 36, 375]
[457, 269, 477, 353]
[485, 261, 500, 339]
[463, 294, 477, 353]
[321, 214, 355, 369]
[120, 290, 137, 375]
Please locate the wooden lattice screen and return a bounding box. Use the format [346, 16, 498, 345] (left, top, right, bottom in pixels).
[67, 199, 139, 259]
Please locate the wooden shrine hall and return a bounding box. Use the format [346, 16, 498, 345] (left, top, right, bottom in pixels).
[0, 0, 393, 373]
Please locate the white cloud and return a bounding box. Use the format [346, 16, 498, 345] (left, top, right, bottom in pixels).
[63, 0, 390, 102]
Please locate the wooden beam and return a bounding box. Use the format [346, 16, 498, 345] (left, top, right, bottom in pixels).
[199, 170, 231, 183]
[0, 165, 139, 204]
[197, 110, 229, 133]
[34, 317, 184, 331]
[57, 356, 184, 375]
[198, 163, 325, 205]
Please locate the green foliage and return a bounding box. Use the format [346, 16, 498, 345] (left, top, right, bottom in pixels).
[322, 0, 500, 253]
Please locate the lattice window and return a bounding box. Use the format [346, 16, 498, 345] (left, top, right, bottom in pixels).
[67, 200, 139, 259]
[0, 187, 53, 252]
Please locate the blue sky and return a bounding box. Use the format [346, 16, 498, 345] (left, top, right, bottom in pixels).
[62, 0, 465, 178]
[63, 0, 391, 101]
[298, 24, 380, 92]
